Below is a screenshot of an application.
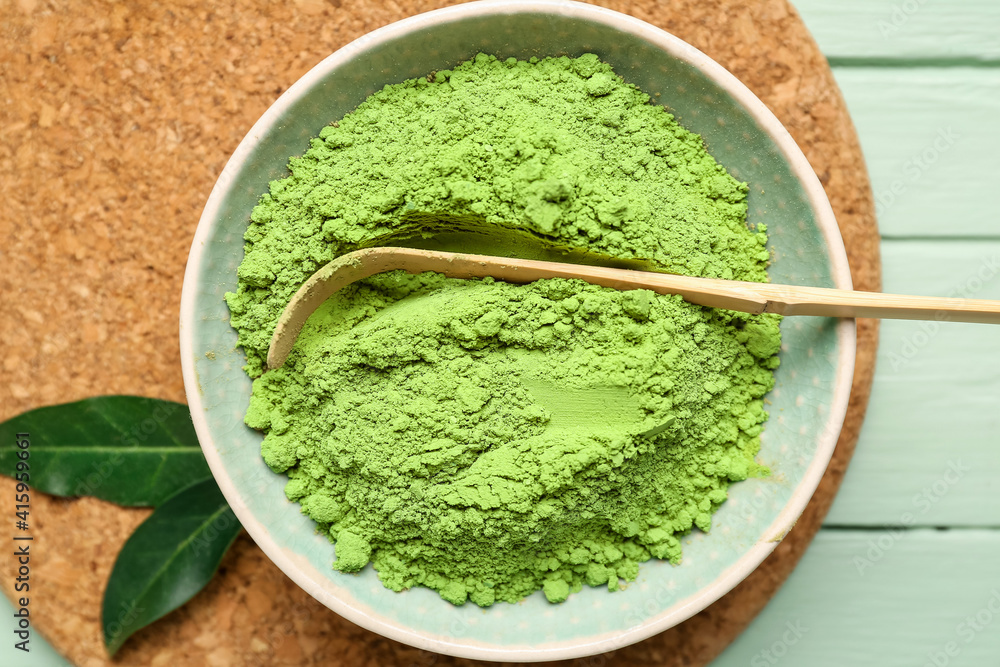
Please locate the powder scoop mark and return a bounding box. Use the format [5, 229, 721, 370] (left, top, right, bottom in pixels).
[225, 53, 781, 606]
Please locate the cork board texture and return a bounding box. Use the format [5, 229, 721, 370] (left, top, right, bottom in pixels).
[0, 0, 880, 665]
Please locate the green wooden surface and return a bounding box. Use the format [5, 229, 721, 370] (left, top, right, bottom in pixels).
[0, 615, 69, 667]
[715, 2, 1000, 664]
[716, 531, 1000, 666]
[795, 0, 1000, 62]
[7, 3, 1000, 665]
[827, 241, 1000, 527]
[834, 69, 1000, 238]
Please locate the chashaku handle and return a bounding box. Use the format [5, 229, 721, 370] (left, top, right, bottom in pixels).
[266, 246, 1000, 370]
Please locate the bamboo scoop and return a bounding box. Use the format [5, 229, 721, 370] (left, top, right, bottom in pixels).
[266, 246, 1000, 370]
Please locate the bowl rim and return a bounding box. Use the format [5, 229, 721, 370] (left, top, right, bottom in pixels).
[179, 0, 857, 661]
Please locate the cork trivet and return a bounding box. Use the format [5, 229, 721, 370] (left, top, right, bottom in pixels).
[0, 0, 879, 665]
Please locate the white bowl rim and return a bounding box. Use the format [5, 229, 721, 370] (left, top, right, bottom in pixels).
[179, 0, 857, 661]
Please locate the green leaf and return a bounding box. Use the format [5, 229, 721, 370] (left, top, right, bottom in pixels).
[102, 477, 242, 654]
[0, 396, 212, 506]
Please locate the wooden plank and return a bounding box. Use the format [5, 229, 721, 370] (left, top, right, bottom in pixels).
[832, 68, 1000, 239]
[714, 530, 1000, 666]
[793, 0, 1000, 61]
[4, 532, 1000, 666]
[823, 240, 1000, 527]
[0, 597, 68, 666]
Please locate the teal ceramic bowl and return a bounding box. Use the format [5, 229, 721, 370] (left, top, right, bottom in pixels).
[179, 0, 855, 660]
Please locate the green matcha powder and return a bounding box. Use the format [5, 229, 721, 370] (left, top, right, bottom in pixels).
[225, 53, 781, 606]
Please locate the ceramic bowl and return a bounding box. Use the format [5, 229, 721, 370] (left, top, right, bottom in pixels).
[179, 0, 856, 660]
